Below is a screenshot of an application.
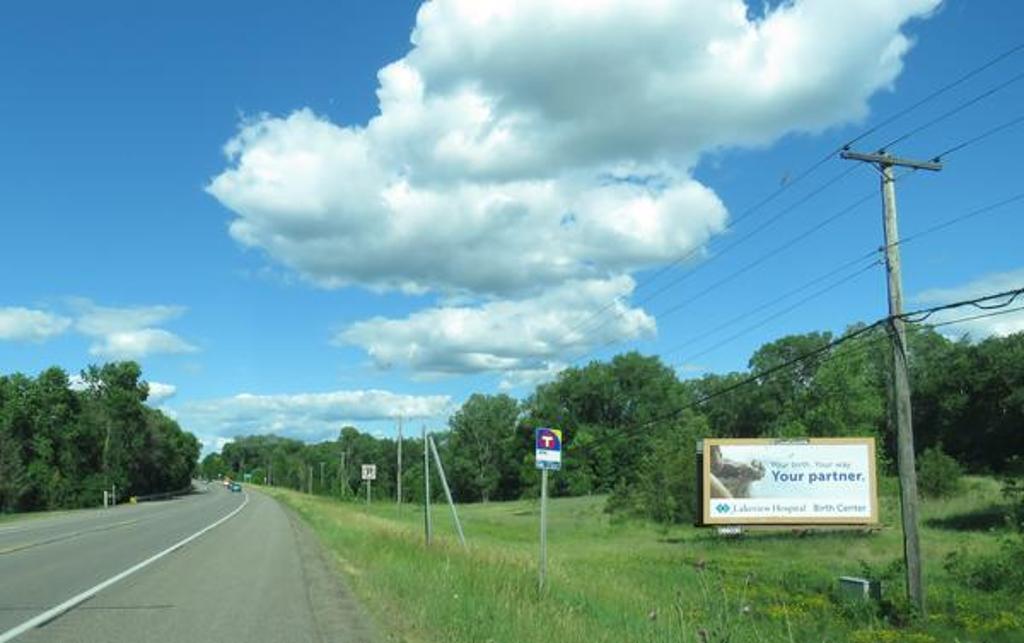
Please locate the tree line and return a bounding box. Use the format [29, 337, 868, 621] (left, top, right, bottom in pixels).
[204, 324, 1024, 524]
[0, 362, 200, 513]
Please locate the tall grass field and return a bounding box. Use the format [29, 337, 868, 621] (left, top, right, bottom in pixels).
[263, 477, 1021, 642]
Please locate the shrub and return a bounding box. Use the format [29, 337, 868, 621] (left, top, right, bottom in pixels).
[916, 446, 962, 498]
[943, 538, 1024, 593]
[1001, 456, 1024, 532]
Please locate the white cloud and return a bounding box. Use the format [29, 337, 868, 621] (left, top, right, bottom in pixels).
[914, 269, 1024, 340]
[208, 0, 938, 381]
[174, 389, 453, 443]
[339, 276, 653, 385]
[68, 374, 92, 392]
[0, 307, 71, 342]
[208, 0, 937, 297]
[71, 299, 198, 360]
[88, 329, 197, 360]
[196, 435, 233, 457]
[146, 381, 178, 404]
[497, 362, 569, 392]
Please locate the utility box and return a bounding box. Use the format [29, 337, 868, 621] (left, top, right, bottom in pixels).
[838, 576, 881, 602]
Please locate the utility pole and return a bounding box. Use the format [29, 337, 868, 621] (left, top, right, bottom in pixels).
[396, 416, 404, 506]
[342, 452, 348, 492]
[320, 461, 325, 492]
[342, 452, 350, 497]
[423, 426, 432, 545]
[308, 465, 313, 495]
[841, 149, 942, 615]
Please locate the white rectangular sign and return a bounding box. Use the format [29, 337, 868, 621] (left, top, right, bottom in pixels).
[703, 438, 878, 525]
[361, 464, 377, 481]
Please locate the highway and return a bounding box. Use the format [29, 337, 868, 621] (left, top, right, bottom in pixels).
[0, 484, 375, 642]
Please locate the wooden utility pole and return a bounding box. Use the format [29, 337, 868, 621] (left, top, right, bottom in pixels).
[841, 150, 942, 614]
[396, 416, 403, 506]
[423, 426, 432, 545]
[341, 450, 348, 498]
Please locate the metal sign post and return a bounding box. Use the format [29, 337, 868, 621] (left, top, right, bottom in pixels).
[535, 427, 562, 593]
[539, 468, 549, 592]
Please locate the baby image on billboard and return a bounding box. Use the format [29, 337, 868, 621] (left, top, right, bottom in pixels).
[703, 438, 878, 525]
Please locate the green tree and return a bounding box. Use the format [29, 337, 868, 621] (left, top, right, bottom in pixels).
[525, 352, 690, 501]
[448, 394, 520, 502]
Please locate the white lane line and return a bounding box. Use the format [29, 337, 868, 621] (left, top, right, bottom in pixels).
[0, 493, 249, 643]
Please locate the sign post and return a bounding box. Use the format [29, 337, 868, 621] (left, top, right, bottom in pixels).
[361, 464, 377, 505]
[535, 427, 562, 593]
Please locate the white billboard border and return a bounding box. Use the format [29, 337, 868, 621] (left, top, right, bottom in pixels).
[701, 437, 879, 526]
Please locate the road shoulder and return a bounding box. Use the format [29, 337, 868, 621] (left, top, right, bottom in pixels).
[280, 496, 380, 643]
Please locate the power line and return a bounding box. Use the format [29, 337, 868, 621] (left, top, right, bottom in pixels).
[630, 321, 887, 431]
[570, 166, 926, 366]
[842, 41, 1024, 150]
[624, 286, 1024, 432]
[879, 69, 1024, 151]
[670, 259, 881, 368]
[933, 112, 1024, 160]
[912, 304, 1024, 332]
[651, 190, 876, 322]
[563, 161, 853, 342]
[654, 157, 993, 370]
[895, 191, 1024, 249]
[901, 286, 1024, 324]
[567, 185, 885, 367]
[557, 42, 1024, 367]
[658, 249, 878, 360]
[630, 166, 860, 309]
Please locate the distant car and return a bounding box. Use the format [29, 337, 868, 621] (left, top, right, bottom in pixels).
[229, 482, 242, 492]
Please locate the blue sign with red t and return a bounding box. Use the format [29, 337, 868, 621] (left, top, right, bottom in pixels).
[535, 428, 562, 471]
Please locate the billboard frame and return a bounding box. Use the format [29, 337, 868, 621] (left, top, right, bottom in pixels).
[701, 437, 879, 526]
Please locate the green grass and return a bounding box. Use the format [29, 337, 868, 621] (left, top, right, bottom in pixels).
[264, 477, 1023, 642]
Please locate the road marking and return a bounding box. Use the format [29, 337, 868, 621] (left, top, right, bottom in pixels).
[0, 493, 249, 643]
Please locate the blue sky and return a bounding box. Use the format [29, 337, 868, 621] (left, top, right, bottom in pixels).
[2, 1, 1022, 452]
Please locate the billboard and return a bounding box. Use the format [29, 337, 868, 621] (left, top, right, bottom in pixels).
[702, 438, 878, 525]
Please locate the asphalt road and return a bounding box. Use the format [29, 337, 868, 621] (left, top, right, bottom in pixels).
[0, 484, 375, 643]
